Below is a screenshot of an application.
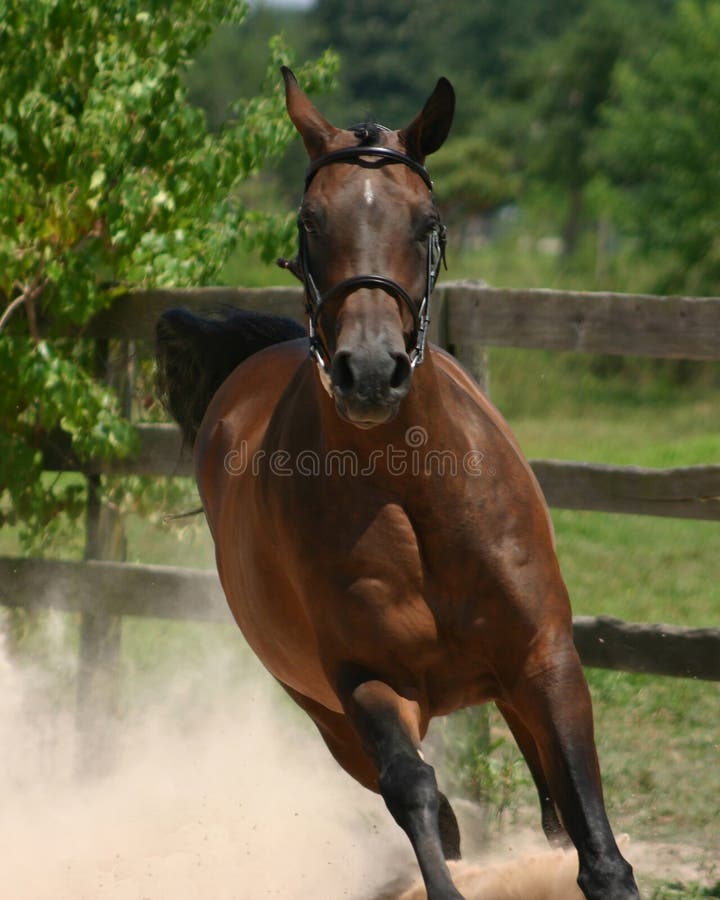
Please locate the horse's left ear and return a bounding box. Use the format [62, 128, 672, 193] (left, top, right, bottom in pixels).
[400, 77, 455, 162]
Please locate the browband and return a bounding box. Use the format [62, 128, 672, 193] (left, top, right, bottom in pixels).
[304, 146, 434, 192]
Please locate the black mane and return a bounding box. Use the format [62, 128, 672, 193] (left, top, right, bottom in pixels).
[156, 307, 305, 446]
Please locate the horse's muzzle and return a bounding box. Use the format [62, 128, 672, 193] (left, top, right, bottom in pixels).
[330, 346, 412, 427]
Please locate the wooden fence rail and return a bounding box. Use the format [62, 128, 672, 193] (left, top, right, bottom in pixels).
[3, 556, 719, 682]
[41, 423, 720, 521]
[84, 283, 720, 361]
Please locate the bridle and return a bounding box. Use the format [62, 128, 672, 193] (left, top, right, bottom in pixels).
[280, 145, 447, 374]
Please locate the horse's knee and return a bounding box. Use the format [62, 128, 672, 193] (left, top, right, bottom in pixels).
[379, 751, 439, 832]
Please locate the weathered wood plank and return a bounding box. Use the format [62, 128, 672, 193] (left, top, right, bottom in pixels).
[573, 615, 720, 681]
[0, 556, 230, 623]
[41, 423, 194, 477]
[531, 459, 720, 521]
[81, 284, 720, 360]
[444, 283, 720, 360]
[87, 287, 305, 340]
[113, 422, 194, 477]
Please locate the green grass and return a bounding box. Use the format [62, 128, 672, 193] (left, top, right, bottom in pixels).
[648, 882, 720, 899]
[588, 669, 719, 844]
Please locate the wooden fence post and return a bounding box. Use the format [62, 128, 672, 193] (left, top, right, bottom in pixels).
[444, 280, 491, 393]
[75, 339, 130, 777]
[75, 476, 124, 776]
[434, 283, 493, 769]
[454, 343, 490, 394]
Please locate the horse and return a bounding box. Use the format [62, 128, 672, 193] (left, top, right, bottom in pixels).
[156, 68, 640, 900]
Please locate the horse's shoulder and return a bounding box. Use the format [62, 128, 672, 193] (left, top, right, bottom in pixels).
[194, 338, 309, 484]
[223, 335, 309, 387]
[430, 345, 556, 546]
[203, 337, 308, 425]
[431, 346, 522, 449]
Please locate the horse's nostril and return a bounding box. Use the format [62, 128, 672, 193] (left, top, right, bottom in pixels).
[331, 351, 355, 395]
[331, 348, 411, 403]
[390, 353, 412, 392]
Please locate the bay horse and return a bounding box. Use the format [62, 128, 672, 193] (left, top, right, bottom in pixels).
[156, 68, 640, 900]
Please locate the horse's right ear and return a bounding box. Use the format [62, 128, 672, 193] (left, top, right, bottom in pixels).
[282, 66, 339, 160]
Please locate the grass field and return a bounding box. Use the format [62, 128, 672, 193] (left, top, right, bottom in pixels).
[2, 239, 719, 895]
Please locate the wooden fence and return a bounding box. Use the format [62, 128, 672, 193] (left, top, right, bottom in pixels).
[55, 282, 720, 522]
[3, 282, 720, 770]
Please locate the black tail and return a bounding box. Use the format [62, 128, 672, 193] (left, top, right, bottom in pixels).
[156, 307, 306, 446]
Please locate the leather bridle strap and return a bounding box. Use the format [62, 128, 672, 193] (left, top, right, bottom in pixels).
[294, 145, 446, 373]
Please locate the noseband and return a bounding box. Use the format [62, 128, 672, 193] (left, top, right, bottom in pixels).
[281, 146, 447, 373]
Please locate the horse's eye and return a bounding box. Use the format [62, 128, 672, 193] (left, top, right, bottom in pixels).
[300, 211, 318, 234]
[416, 216, 440, 242]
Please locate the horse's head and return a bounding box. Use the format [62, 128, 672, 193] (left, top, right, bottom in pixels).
[281, 68, 454, 428]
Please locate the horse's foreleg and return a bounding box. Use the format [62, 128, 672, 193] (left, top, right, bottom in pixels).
[496, 700, 569, 847]
[345, 679, 464, 900]
[507, 640, 640, 900]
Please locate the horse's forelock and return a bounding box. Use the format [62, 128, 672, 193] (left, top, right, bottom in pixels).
[349, 122, 391, 146]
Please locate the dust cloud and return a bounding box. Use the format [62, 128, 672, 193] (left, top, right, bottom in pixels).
[398, 850, 584, 900]
[0, 614, 411, 900]
[0, 610, 640, 900]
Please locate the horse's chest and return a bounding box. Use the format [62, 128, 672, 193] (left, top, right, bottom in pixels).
[307, 500, 423, 593]
[284, 498, 476, 652]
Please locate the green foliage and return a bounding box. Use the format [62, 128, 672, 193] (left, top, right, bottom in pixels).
[507, 0, 676, 256]
[0, 1, 337, 550]
[430, 708, 529, 826]
[432, 135, 519, 221]
[187, 6, 311, 132]
[518, 2, 627, 189]
[597, 0, 720, 294]
[308, 0, 587, 129]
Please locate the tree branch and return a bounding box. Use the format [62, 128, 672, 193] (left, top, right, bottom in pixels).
[0, 277, 47, 340]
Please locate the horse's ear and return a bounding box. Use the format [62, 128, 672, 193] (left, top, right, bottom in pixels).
[400, 77, 455, 162]
[282, 66, 339, 159]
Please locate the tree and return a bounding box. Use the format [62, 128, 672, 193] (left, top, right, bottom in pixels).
[0, 0, 337, 549]
[429, 135, 519, 225]
[597, 0, 720, 294]
[186, 5, 312, 132]
[508, 0, 675, 257]
[519, 4, 625, 255]
[308, 0, 588, 132]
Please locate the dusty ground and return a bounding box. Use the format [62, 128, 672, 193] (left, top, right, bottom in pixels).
[1, 630, 716, 900]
